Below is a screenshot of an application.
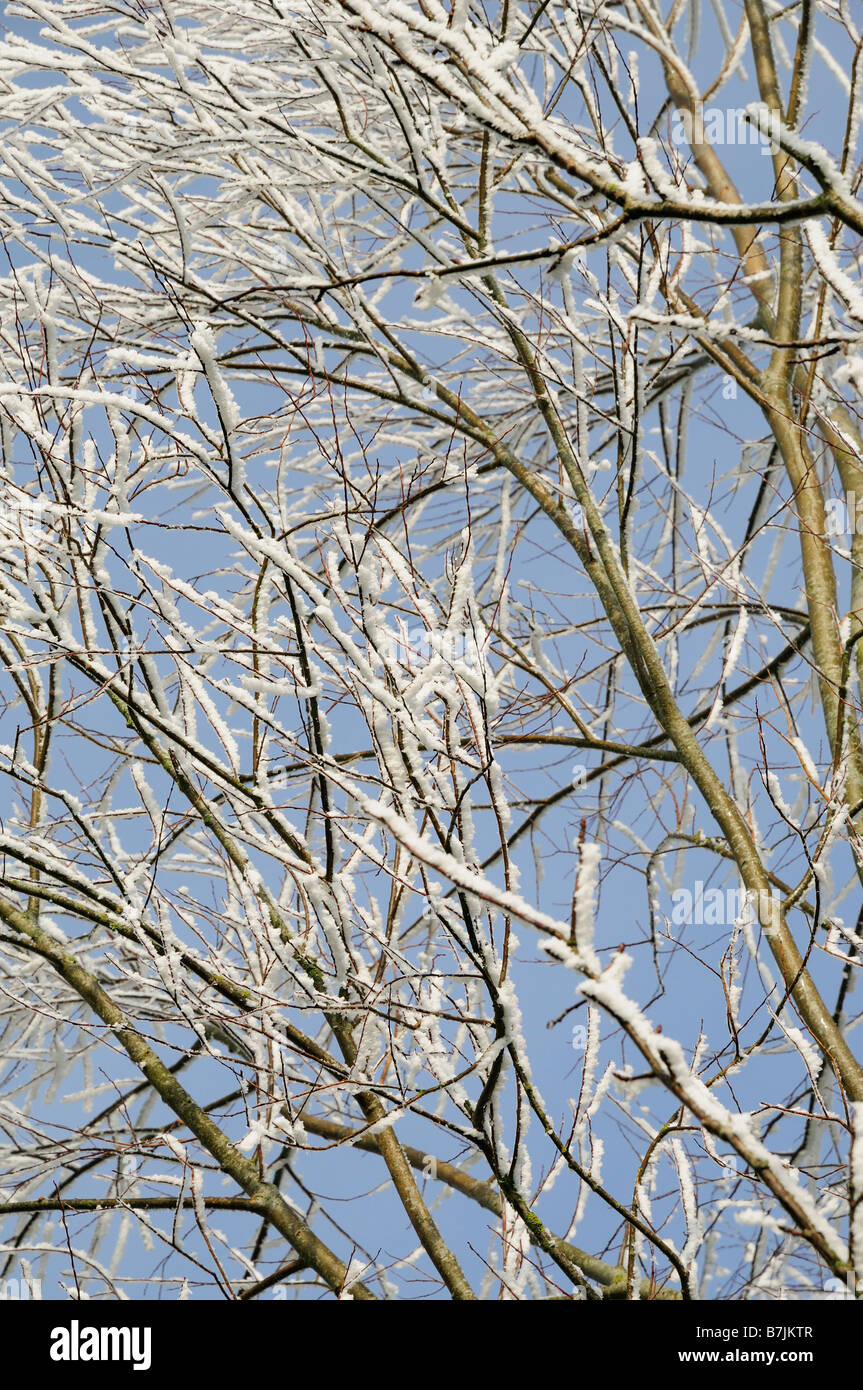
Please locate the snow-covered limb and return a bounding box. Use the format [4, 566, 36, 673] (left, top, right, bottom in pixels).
[574, 954, 849, 1275]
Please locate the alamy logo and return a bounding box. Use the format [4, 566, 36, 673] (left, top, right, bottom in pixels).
[826, 492, 863, 536]
[0, 1276, 41, 1300]
[671, 881, 781, 926]
[376, 624, 482, 670]
[0, 488, 46, 544]
[670, 102, 780, 154]
[49, 1321, 152, 1372]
